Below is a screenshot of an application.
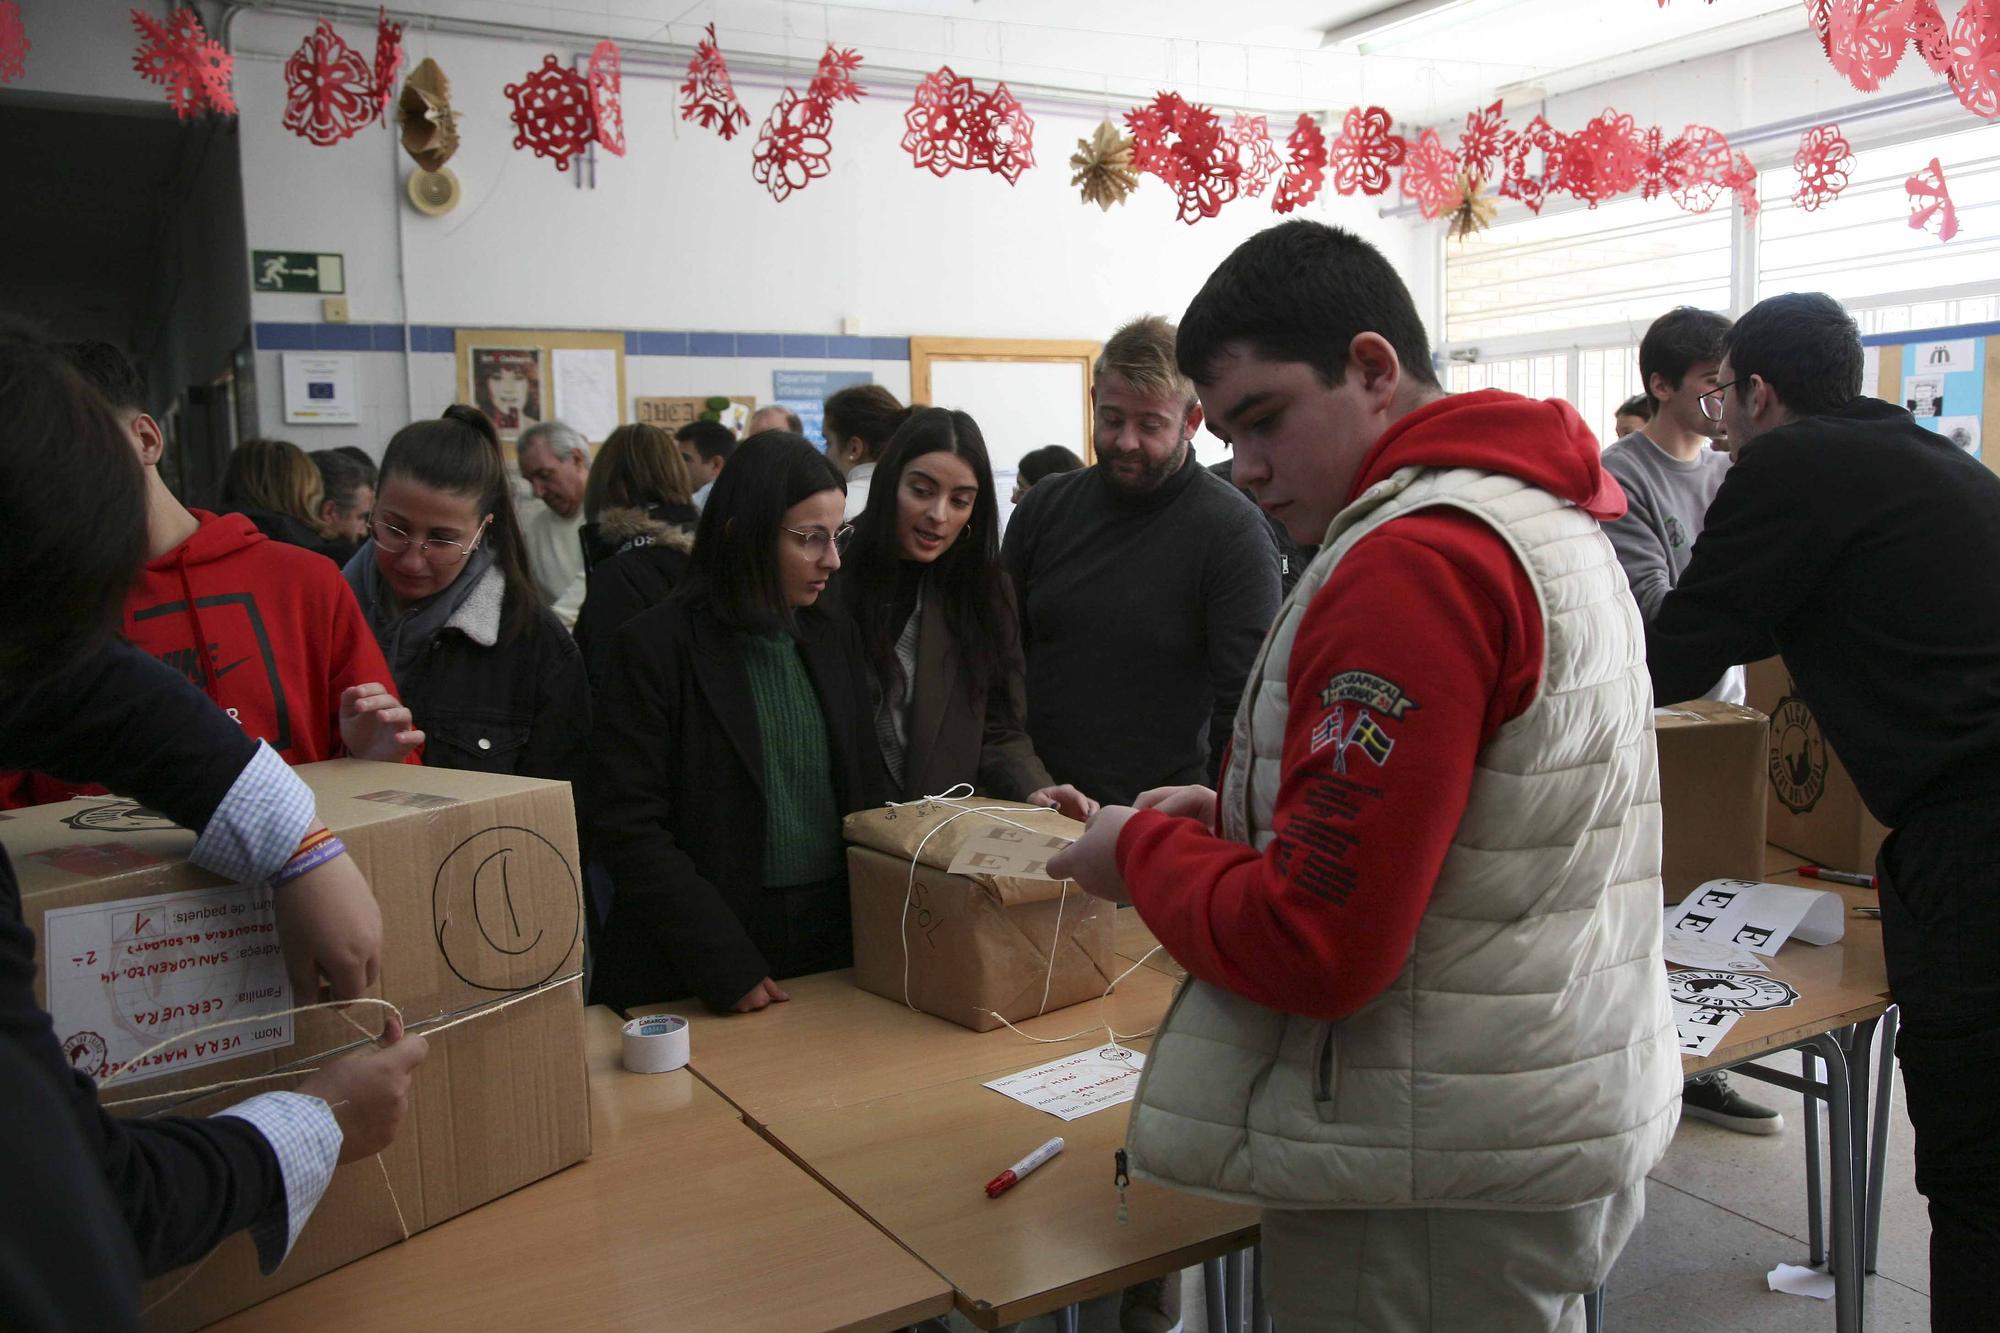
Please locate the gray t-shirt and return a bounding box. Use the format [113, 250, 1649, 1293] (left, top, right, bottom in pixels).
[1600, 430, 1744, 704]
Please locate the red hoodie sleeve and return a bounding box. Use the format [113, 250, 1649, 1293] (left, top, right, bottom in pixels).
[1117, 509, 1544, 1021]
[323, 569, 424, 766]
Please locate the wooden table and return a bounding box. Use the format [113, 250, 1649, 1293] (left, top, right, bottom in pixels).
[637, 964, 1180, 1127]
[212, 1006, 952, 1333]
[1114, 907, 1186, 981]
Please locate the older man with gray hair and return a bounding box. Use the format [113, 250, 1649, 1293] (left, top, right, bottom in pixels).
[516, 420, 592, 630]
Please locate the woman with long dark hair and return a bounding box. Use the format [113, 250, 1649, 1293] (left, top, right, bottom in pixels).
[342, 404, 589, 782]
[586, 432, 877, 1014]
[573, 422, 699, 692]
[838, 407, 1092, 818]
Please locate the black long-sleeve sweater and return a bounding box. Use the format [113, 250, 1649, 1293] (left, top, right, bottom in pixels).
[1648, 396, 2000, 826]
[1001, 450, 1281, 807]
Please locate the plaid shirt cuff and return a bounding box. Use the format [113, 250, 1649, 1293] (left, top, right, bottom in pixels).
[189, 743, 317, 886]
[214, 1092, 342, 1273]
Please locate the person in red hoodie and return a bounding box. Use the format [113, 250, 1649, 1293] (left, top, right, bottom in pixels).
[0, 344, 419, 809]
[1051, 221, 1677, 1330]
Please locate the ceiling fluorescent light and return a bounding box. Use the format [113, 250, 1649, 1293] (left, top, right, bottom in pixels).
[1319, 0, 1492, 51]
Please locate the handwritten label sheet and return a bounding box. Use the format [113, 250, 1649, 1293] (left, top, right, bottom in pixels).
[42, 885, 293, 1083]
[984, 1045, 1146, 1121]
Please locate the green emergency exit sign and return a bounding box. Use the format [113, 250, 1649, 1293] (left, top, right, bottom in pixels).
[252, 251, 344, 294]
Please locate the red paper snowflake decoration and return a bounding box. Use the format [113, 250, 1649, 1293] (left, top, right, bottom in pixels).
[1637, 126, 1681, 202]
[506, 54, 596, 171]
[1271, 113, 1328, 214]
[1908, 0, 1951, 75]
[131, 7, 235, 119]
[1226, 114, 1283, 198]
[806, 45, 866, 108]
[1792, 124, 1853, 211]
[1124, 92, 1194, 183]
[973, 82, 1036, 184]
[681, 23, 750, 140]
[1667, 124, 1735, 213]
[1122, 92, 1241, 219]
[589, 40, 625, 156]
[0, 1, 26, 84]
[283, 20, 377, 146]
[1948, 0, 2000, 119]
[1825, 0, 1907, 92]
[752, 89, 834, 202]
[904, 66, 986, 176]
[1727, 152, 1761, 221]
[1908, 157, 1960, 240]
[1560, 109, 1645, 206]
[1400, 128, 1463, 221]
[1328, 105, 1406, 197]
[1498, 115, 1566, 214]
[1458, 100, 1507, 183]
[370, 7, 403, 125]
[1805, 0, 1833, 53]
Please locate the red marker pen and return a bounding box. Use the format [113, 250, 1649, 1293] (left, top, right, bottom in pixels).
[1796, 866, 1875, 889]
[986, 1136, 1064, 1198]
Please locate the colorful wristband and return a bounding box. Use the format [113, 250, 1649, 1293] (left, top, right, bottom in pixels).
[272, 835, 347, 888]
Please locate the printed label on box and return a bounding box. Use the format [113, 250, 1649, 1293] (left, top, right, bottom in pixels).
[42, 884, 293, 1083]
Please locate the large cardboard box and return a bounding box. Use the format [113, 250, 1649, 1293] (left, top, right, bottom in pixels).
[844, 799, 1115, 1032]
[1744, 657, 1891, 874]
[5, 760, 590, 1331]
[1653, 701, 1770, 901]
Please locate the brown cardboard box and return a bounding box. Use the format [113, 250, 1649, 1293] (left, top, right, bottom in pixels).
[1653, 701, 1770, 901]
[1744, 657, 1891, 874]
[843, 800, 1115, 1032]
[5, 760, 590, 1331]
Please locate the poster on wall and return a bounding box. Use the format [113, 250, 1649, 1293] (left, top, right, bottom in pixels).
[773, 369, 874, 450]
[467, 346, 545, 444]
[552, 347, 620, 443]
[1901, 338, 1985, 458]
[281, 352, 358, 425]
[635, 395, 755, 436]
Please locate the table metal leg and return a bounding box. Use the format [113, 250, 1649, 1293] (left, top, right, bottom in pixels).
[1226, 1248, 1249, 1333]
[1802, 1048, 1825, 1269]
[1251, 1244, 1270, 1333]
[1584, 1283, 1605, 1333]
[1204, 1257, 1227, 1333]
[1808, 1032, 1862, 1333]
[1054, 1301, 1080, 1333]
[1866, 1006, 1899, 1275]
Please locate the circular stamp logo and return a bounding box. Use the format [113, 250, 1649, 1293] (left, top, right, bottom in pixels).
[64, 1030, 108, 1077]
[61, 801, 178, 834]
[1768, 693, 1828, 815]
[1097, 1045, 1136, 1062]
[431, 825, 580, 992]
[1668, 970, 1800, 1013]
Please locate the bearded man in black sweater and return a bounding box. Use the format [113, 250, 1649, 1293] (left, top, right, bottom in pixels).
[1647, 291, 2000, 1331]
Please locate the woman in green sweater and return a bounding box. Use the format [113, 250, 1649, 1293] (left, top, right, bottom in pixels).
[585, 432, 880, 1013]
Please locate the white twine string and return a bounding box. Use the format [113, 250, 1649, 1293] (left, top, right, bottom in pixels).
[977, 944, 1164, 1047]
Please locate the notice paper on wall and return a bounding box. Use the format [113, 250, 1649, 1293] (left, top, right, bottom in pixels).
[551, 347, 620, 443]
[41, 883, 293, 1084]
[1665, 879, 1845, 956]
[984, 1044, 1146, 1121]
[1672, 999, 1743, 1057]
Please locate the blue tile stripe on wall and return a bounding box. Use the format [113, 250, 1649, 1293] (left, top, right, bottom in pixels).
[254, 323, 910, 361]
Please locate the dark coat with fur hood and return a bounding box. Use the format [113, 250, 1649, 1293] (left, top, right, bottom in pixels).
[574, 503, 697, 694]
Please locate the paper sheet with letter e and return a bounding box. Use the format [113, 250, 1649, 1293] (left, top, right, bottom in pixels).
[1666, 879, 1844, 956]
[945, 821, 1072, 882]
[984, 1044, 1146, 1120]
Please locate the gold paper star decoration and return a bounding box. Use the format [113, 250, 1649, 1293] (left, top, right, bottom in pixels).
[1447, 172, 1496, 241]
[1070, 117, 1139, 211]
[398, 57, 460, 171]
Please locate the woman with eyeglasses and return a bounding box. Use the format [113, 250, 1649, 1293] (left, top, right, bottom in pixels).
[342, 404, 590, 782]
[585, 431, 879, 1015]
[835, 408, 1094, 820]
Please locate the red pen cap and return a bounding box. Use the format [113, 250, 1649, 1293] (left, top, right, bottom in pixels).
[985, 1170, 1019, 1199]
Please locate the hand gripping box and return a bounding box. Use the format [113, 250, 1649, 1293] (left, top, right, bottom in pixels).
[4, 760, 590, 1331]
[843, 798, 1116, 1032]
[1653, 700, 1771, 901]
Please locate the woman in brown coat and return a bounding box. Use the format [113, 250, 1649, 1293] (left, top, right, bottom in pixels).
[835, 407, 1094, 819]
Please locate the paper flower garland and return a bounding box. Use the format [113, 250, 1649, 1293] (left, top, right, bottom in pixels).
[1400, 128, 1462, 220]
[1907, 157, 1960, 240]
[681, 23, 750, 140]
[506, 54, 596, 171]
[1792, 124, 1853, 210]
[1825, 0, 1908, 92]
[807, 45, 866, 107]
[589, 40, 625, 156]
[1329, 105, 1405, 197]
[1948, 0, 2000, 119]
[0, 1, 26, 84]
[1727, 152, 1761, 221]
[1448, 174, 1498, 241]
[1123, 93, 1242, 221]
[1271, 113, 1328, 214]
[1668, 124, 1734, 213]
[1071, 118, 1139, 210]
[1498, 114, 1565, 213]
[974, 83, 1036, 185]
[1458, 100, 1506, 183]
[752, 89, 834, 201]
[370, 7, 403, 125]
[398, 57, 458, 170]
[1637, 126, 1679, 201]
[283, 19, 377, 146]
[904, 66, 985, 176]
[131, 7, 235, 118]
[1561, 109, 1645, 206]
[1227, 114, 1282, 198]
[1907, 0, 1951, 74]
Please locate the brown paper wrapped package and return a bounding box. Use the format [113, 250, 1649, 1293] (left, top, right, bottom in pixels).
[843, 799, 1116, 1032]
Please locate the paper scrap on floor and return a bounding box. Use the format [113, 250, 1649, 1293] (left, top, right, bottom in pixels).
[1672, 1000, 1743, 1057]
[984, 1044, 1146, 1121]
[1767, 1262, 1836, 1300]
[1666, 879, 1845, 956]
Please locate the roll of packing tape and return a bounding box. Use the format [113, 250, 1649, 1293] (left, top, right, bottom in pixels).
[621, 1014, 690, 1074]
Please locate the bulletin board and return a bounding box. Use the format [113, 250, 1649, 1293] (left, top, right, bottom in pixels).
[911, 338, 1100, 529]
[1867, 330, 1996, 470]
[453, 329, 627, 446]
